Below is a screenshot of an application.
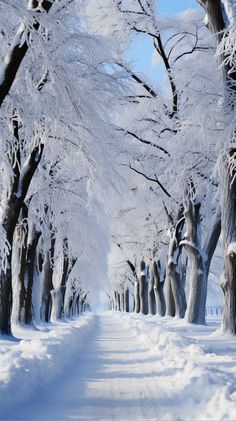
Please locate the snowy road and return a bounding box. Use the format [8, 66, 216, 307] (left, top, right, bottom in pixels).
[2, 312, 236, 421]
[6, 313, 160, 421]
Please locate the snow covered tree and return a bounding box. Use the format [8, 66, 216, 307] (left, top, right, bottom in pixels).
[197, 0, 236, 333]
[84, 0, 223, 323]
[0, 0, 126, 334]
[0, 116, 44, 334]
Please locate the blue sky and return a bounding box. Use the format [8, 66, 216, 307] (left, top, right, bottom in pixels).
[126, 0, 199, 84]
[158, 0, 197, 15]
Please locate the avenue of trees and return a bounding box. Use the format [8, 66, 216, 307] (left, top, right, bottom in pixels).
[87, 0, 236, 334]
[0, 0, 124, 335]
[1, 0, 236, 337]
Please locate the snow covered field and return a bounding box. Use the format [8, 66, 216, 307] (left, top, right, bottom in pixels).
[1, 312, 236, 421]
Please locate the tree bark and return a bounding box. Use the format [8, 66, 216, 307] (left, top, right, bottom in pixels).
[139, 260, 148, 315]
[0, 262, 12, 335]
[125, 287, 129, 312]
[148, 266, 156, 315]
[204, 205, 221, 278]
[0, 143, 44, 334]
[121, 288, 125, 312]
[134, 280, 140, 313]
[198, 0, 236, 95]
[14, 203, 28, 325]
[72, 291, 80, 315]
[177, 201, 221, 324]
[76, 294, 81, 315]
[165, 275, 176, 317]
[167, 218, 187, 318]
[81, 292, 89, 313]
[198, 0, 225, 36]
[182, 199, 207, 324]
[152, 260, 166, 317]
[117, 292, 121, 311]
[126, 259, 138, 313]
[51, 287, 65, 321]
[40, 236, 55, 322]
[220, 149, 236, 333]
[23, 225, 41, 325]
[51, 239, 77, 321]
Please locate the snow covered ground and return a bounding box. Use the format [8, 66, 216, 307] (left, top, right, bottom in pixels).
[1, 312, 236, 420]
[0, 314, 94, 418]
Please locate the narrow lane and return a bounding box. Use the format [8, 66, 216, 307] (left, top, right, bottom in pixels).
[5, 313, 160, 421]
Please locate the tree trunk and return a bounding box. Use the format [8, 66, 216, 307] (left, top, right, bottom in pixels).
[121, 289, 125, 312]
[204, 206, 221, 279]
[132, 293, 135, 312]
[62, 248, 77, 318]
[71, 291, 80, 316]
[139, 260, 148, 315]
[81, 292, 88, 313]
[126, 259, 138, 313]
[64, 293, 73, 318]
[198, 0, 236, 99]
[220, 149, 236, 333]
[165, 275, 175, 317]
[24, 226, 42, 325]
[51, 286, 65, 321]
[51, 238, 76, 321]
[125, 287, 129, 312]
[167, 218, 187, 318]
[183, 199, 207, 324]
[167, 261, 186, 318]
[0, 260, 12, 335]
[40, 237, 55, 322]
[185, 251, 207, 324]
[76, 294, 80, 315]
[114, 291, 117, 310]
[0, 218, 20, 334]
[179, 201, 221, 324]
[148, 266, 156, 315]
[0, 143, 44, 335]
[134, 280, 140, 313]
[117, 292, 121, 311]
[153, 260, 166, 317]
[51, 240, 69, 321]
[14, 204, 28, 325]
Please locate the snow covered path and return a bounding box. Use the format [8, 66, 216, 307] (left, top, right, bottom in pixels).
[5, 313, 161, 421]
[2, 312, 236, 421]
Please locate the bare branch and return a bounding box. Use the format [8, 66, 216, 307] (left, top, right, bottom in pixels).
[153, 35, 178, 116]
[128, 164, 174, 200]
[118, 63, 158, 98]
[123, 129, 170, 156]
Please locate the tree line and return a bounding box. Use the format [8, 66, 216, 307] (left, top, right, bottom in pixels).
[0, 0, 121, 335]
[97, 0, 236, 334]
[1, 0, 236, 337]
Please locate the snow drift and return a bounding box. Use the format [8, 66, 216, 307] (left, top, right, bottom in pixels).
[0, 314, 94, 416]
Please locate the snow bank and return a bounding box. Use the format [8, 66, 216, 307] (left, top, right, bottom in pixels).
[115, 312, 236, 421]
[0, 314, 94, 414]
